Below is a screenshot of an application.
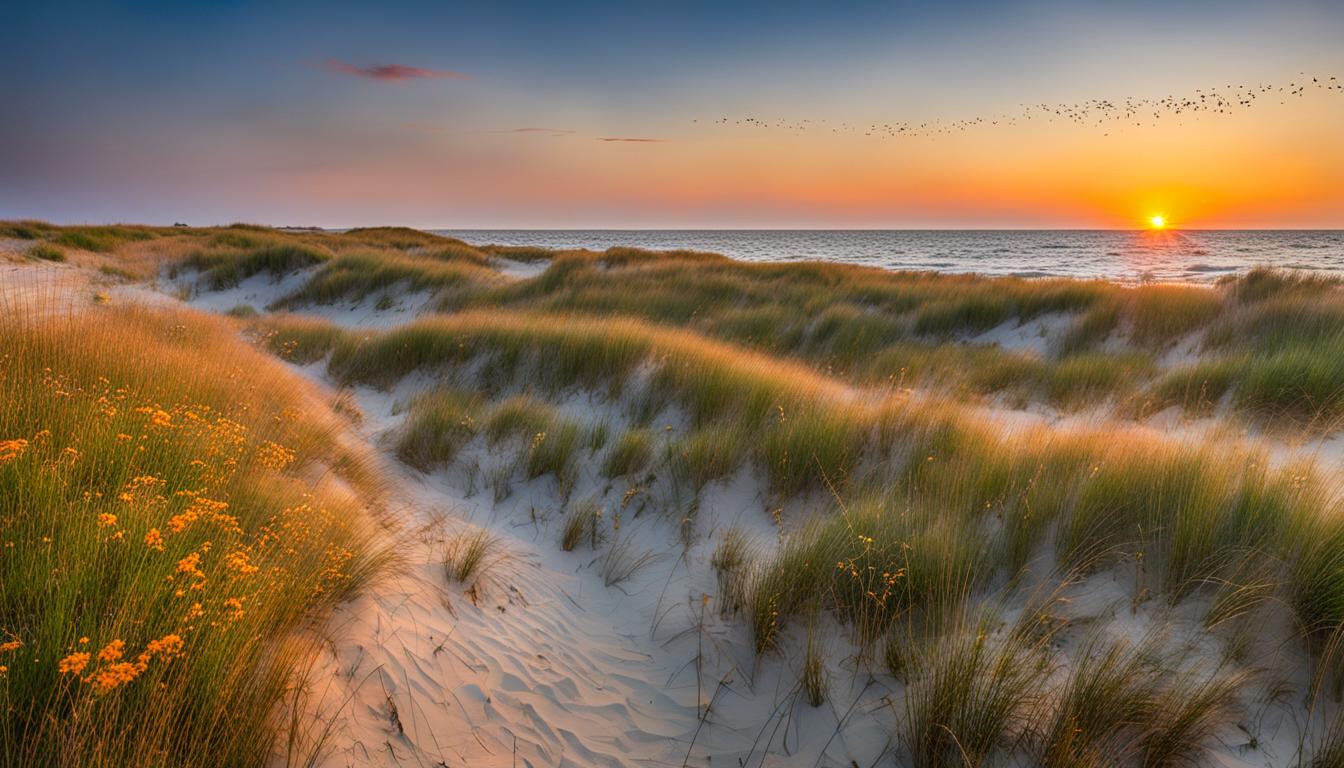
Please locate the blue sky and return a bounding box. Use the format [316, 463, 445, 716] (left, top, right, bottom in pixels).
[3, 0, 1342, 227]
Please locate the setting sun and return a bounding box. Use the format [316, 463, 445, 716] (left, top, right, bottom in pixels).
[1149, 215, 1167, 229]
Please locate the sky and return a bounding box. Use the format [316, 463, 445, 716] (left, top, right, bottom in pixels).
[2, 0, 1342, 229]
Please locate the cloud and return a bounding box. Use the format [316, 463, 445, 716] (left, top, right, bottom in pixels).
[511, 127, 575, 134]
[325, 59, 468, 83]
[597, 137, 667, 143]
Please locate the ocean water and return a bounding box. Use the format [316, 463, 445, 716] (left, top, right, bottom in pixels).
[434, 229, 1344, 283]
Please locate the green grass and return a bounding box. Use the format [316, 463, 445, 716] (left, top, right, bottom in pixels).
[901, 613, 1044, 767]
[251, 314, 353, 364]
[181, 241, 332, 290]
[1044, 351, 1155, 406]
[668, 425, 743, 490]
[0, 302, 388, 767]
[396, 389, 482, 469]
[1035, 635, 1165, 767]
[0, 220, 56, 240]
[274, 250, 502, 308]
[801, 626, 829, 707]
[442, 529, 501, 585]
[524, 420, 583, 487]
[53, 225, 158, 253]
[602, 427, 654, 478]
[559, 499, 606, 552]
[710, 528, 757, 616]
[27, 244, 66, 262]
[484, 394, 559, 445]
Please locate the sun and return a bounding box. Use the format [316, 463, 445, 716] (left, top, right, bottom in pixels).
[1148, 214, 1167, 229]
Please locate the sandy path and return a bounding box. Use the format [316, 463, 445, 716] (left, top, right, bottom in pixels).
[295, 379, 895, 768]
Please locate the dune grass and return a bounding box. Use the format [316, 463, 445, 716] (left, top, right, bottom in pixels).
[900, 611, 1046, 767]
[0, 220, 57, 240]
[602, 427, 655, 479]
[710, 528, 757, 616]
[442, 529, 501, 585]
[273, 250, 502, 308]
[181, 240, 332, 290]
[484, 394, 560, 445]
[396, 389, 482, 470]
[0, 300, 389, 767]
[28, 244, 66, 262]
[53, 225, 160, 253]
[800, 626, 829, 707]
[559, 499, 607, 552]
[249, 308, 1344, 647]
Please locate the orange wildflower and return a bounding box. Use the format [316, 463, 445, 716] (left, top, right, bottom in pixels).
[145, 634, 184, 657]
[97, 639, 125, 663]
[224, 597, 244, 620]
[144, 528, 164, 551]
[0, 438, 27, 465]
[176, 552, 204, 579]
[97, 513, 118, 527]
[90, 660, 145, 692]
[58, 652, 90, 675]
[223, 550, 259, 575]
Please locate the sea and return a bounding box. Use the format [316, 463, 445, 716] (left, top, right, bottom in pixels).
[433, 230, 1344, 283]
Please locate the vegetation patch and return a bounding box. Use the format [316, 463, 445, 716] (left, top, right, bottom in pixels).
[0, 303, 388, 767]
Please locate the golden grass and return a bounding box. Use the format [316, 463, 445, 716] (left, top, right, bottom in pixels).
[0, 296, 390, 766]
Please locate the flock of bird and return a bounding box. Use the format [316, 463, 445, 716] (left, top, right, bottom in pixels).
[698, 74, 1342, 139]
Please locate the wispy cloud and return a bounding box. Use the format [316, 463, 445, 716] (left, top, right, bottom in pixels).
[597, 137, 667, 143]
[325, 59, 469, 82]
[511, 127, 576, 134]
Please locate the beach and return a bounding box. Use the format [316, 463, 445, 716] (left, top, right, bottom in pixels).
[3, 224, 1344, 766]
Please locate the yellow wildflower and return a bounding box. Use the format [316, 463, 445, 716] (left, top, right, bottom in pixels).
[97, 513, 117, 528]
[144, 528, 164, 551]
[257, 441, 296, 471]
